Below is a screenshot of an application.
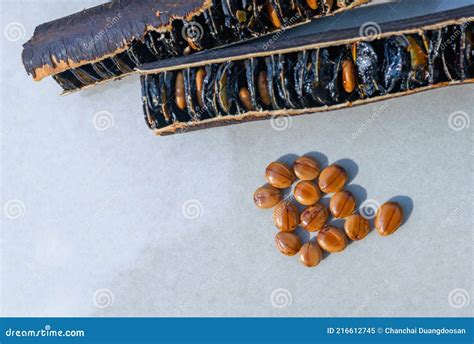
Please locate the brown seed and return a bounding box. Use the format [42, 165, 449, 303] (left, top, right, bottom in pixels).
[318, 164, 347, 193]
[329, 190, 356, 218]
[265, 161, 295, 189]
[299, 241, 323, 267]
[253, 185, 281, 209]
[342, 58, 356, 93]
[257, 71, 271, 106]
[273, 201, 299, 232]
[275, 231, 302, 256]
[375, 202, 403, 236]
[344, 214, 370, 241]
[293, 156, 320, 181]
[239, 87, 253, 111]
[266, 2, 282, 28]
[317, 226, 347, 252]
[293, 181, 321, 206]
[300, 204, 329, 232]
[175, 71, 186, 110]
[306, 0, 319, 10]
[196, 68, 206, 108]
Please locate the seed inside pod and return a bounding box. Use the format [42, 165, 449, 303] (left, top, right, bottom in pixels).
[275, 231, 302, 256]
[407, 36, 428, 69]
[329, 190, 356, 218]
[307, 0, 319, 10]
[299, 241, 323, 267]
[344, 214, 370, 241]
[293, 156, 320, 180]
[317, 226, 347, 252]
[266, 2, 282, 28]
[257, 71, 272, 106]
[239, 87, 253, 111]
[273, 200, 299, 232]
[196, 68, 207, 108]
[253, 185, 282, 209]
[342, 57, 356, 93]
[375, 202, 403, 236]
[175, 71, 186, 110]
[300, 203, 329, 232]
[293, 181, 321, 206]
[265, 161, 295, 188]
[318, 164, 347, 193]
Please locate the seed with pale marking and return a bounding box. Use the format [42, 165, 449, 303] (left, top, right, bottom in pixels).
[375, 202, 403, 236]
[329, 190, 356, 218]
[344, 214, 370, 240]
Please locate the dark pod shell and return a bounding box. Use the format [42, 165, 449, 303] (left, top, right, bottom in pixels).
[23, 0, 213, 81]
[22, 0, 370, 91]
[138, 5, 474, 136]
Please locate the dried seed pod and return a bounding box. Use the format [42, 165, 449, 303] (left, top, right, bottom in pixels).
[265, 162, 296, 189]
[317, 226, 347, 252]
[273, 201, 300, 232]
[299, 241, 323, 267]
[253, 185, 282, 209]
[318, 165, 347, 194]
[293, 156, 320, 180]
[375, 202, 403, 236]
[293, 181, 322, 206]
[344, 214, 370, 240]
[329, 191, 356, 218]
[137, 8, 474, 135]
[23, 0, 371, 91]
[275, 231, 302, 256]
[300, 204, 329, 232]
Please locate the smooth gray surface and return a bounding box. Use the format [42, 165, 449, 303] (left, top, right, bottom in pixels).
[1, 0, 473, 317]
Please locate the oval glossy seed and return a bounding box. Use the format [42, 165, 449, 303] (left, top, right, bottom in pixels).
[175, 71, 186, 110]
[275, 231, 302, 256]
[317, 226, 347, 252]
[253, 185, 281, 209]
[239, 87, 253, 111]
[342, 58, 356, 93]
[329, 190, 356, 218]
[265, 161, 295, 189]
[300, 204, 329, 232]
[273, 201, 299, 232]
[266, 3, 282, 28]
[257, 71, 272, 106]
[306, 0, 319, 10]
[293, 156, 320, 181]
[344, 214, 370, 241]
[196, 68, 206, 108]
[299, 241, 323, 267]
[375, 202, 403, 236]
[318, 165, 347, 193]
[293, 181, 321, 206]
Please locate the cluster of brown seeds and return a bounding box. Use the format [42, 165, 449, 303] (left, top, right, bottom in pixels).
[253, 156, 404, 267]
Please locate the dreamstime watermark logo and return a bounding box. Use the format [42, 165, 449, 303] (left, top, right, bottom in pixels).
[182, 199, 203, 219]
[359, 21, 382, 42]
[4, 21, 26, 42]
[448, 288, 470, 309]
[352, 103, 389, 140]
[352, 281, 387, 316]
[448, 111, 470, 131]
[84, 13, 123, 50]
[93, 111, 115, 131]
[262, 13, 301, 50]
[93, 288, 115, 309]
[359, 199, 380, 219]
[270, 115, 292, 131]
[181, 21, 204, 46]
[3, 199, 26, 220]
[270, 288, 292, 309]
